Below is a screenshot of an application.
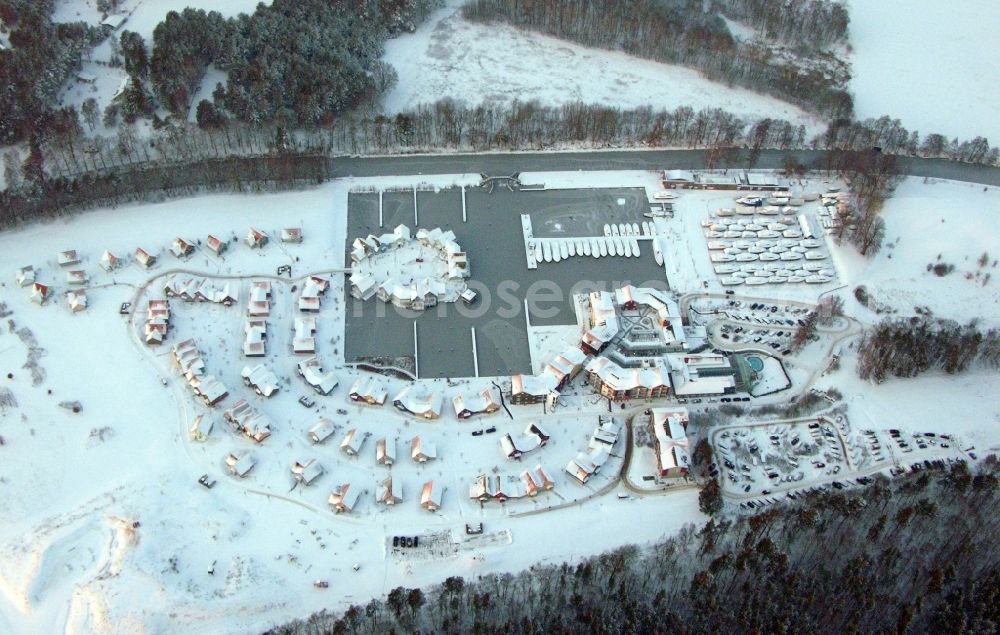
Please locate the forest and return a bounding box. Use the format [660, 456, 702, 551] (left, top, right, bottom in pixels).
[148, 0, 441, 126]
[0, 0, 102, 144]
[856, 317, 1000, 383]
[461, 0, 854, 119]
[266, 460, 1000, 634]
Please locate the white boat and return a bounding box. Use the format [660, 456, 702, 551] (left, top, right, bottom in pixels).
[724, 247, 742, 256]
[782, 229, 803, 238]
[804, 262, 824, 272]
[567, 241, 576, 257]
[720, 276, 744, 286]
[820, 269, 835, 277]
[766, 197, 789, 205]
[706, 231, 725, 238]
[745, 223, 765, 232]
[631, 238, 640, 258]
[782, 206, 795, 214]
[590, 239, 601, 257]
[735, 253, 758, 262]
[768, 223, 788, 231]
[582, 240, 592, 257]
[653, 240, 663, 266]
[599, 240, 609, 258]
[653, 190, 677, 200]
[804, 251, 826, 260]
[793, 269, 810, 277]
[611, 224, 620, 237]
[714, 264, 737, 274]
[542, 242, 553, 262]
[780, 252, 803, 261]
[759, 252, 780, 261]
[740, 264, 758, 272]
[791, 246, 808, 254]
[806, 275, 832, 284]
[631, 223, 640, 236]
[760, 205, 780, 215]
[613, 238, 625, 256]
[736, 206, 756, 215]
[757, 240, 775, 248]
[559, 242, 570, 259]
[711, 223, 728, 232]
[788, 276, 805, 283]
[742, 231, 757, 238]
[604, 224, 612, 237]
[552, 245, 562, 262]
[777, 269, 796, 277]
[723, 231, 741, 239]
[737, 196, 763, 206]
[623, 239, 633, 258]
[744, 277, 769, 285]
[748, 246, 766, 254]
[768, 276, 788, 284]
[710, 253, 735, 263]
[730, 223, 747, 232]
[757, 230, 780, 239]
[706, 242, 727, 251]
[779, 238, 798, 246]
[800, 239, 821, 248]
[642, 221, 652, 235]
[716, 208, 735, 217]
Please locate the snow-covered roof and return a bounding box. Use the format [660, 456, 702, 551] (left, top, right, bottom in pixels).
[309, 418, 337, 443]
[297, 357, 337, 395]
[376, 437, 396, 464]
[393, 385, 443, 419]
[411, 435, 438, 461]
[225, 452, 256, 477]
[349, 377, 387, 405]
[241, 364, 279, 397]
[420, 481, 443, 510]
[452, 388, 499, 417]
[292, 459, 323, 485]
[376, 477, 402, 504]
[652, 408, 691, 474]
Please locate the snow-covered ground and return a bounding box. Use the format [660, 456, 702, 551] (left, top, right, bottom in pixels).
[849, 0, 1000, 141]
[382, 1, 822, 134]
[0, 172, 704, 634]
[832, 177, 1000, 327]
[1, 168, 998, 632]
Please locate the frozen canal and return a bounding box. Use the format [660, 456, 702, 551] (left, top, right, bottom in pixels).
[344, 187, 667, 378]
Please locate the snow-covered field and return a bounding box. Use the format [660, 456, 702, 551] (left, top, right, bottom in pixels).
[849, 0, 1000, 141]
[832, 177, 1000, 327]
[382, 1, 822, 133]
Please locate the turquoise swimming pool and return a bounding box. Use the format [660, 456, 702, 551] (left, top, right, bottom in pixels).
[747, 356, 764, 372]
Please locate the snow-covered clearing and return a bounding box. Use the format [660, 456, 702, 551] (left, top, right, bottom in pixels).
[831, 177, 1000, 328]
[849, 0, 1000, 141]
[382, 1, 822, 134]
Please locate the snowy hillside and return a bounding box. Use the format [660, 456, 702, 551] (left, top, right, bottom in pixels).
[849, 0, 1000, 141]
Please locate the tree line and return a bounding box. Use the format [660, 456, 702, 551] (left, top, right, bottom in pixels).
[857, 317, 1000, 383]
[712, 0, 849, 50]
[265, 459, 1000, 634]
[461, 0, 854, 119]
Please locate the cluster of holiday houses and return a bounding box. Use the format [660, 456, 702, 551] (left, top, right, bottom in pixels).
[243, 281, 272, 357]
[223, 398, 273, 443]
[349, 378, 500, 421]
[349, 225, 471, 310]
[163, 275, 238, 305]
[565, 417, 622, 484]
[144, 299, 170, 345]
[172, 339, 229, 407]
[469, 465, 555, 503]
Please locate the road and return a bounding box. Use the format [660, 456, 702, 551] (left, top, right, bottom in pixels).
[327, 149, 1000, 186]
